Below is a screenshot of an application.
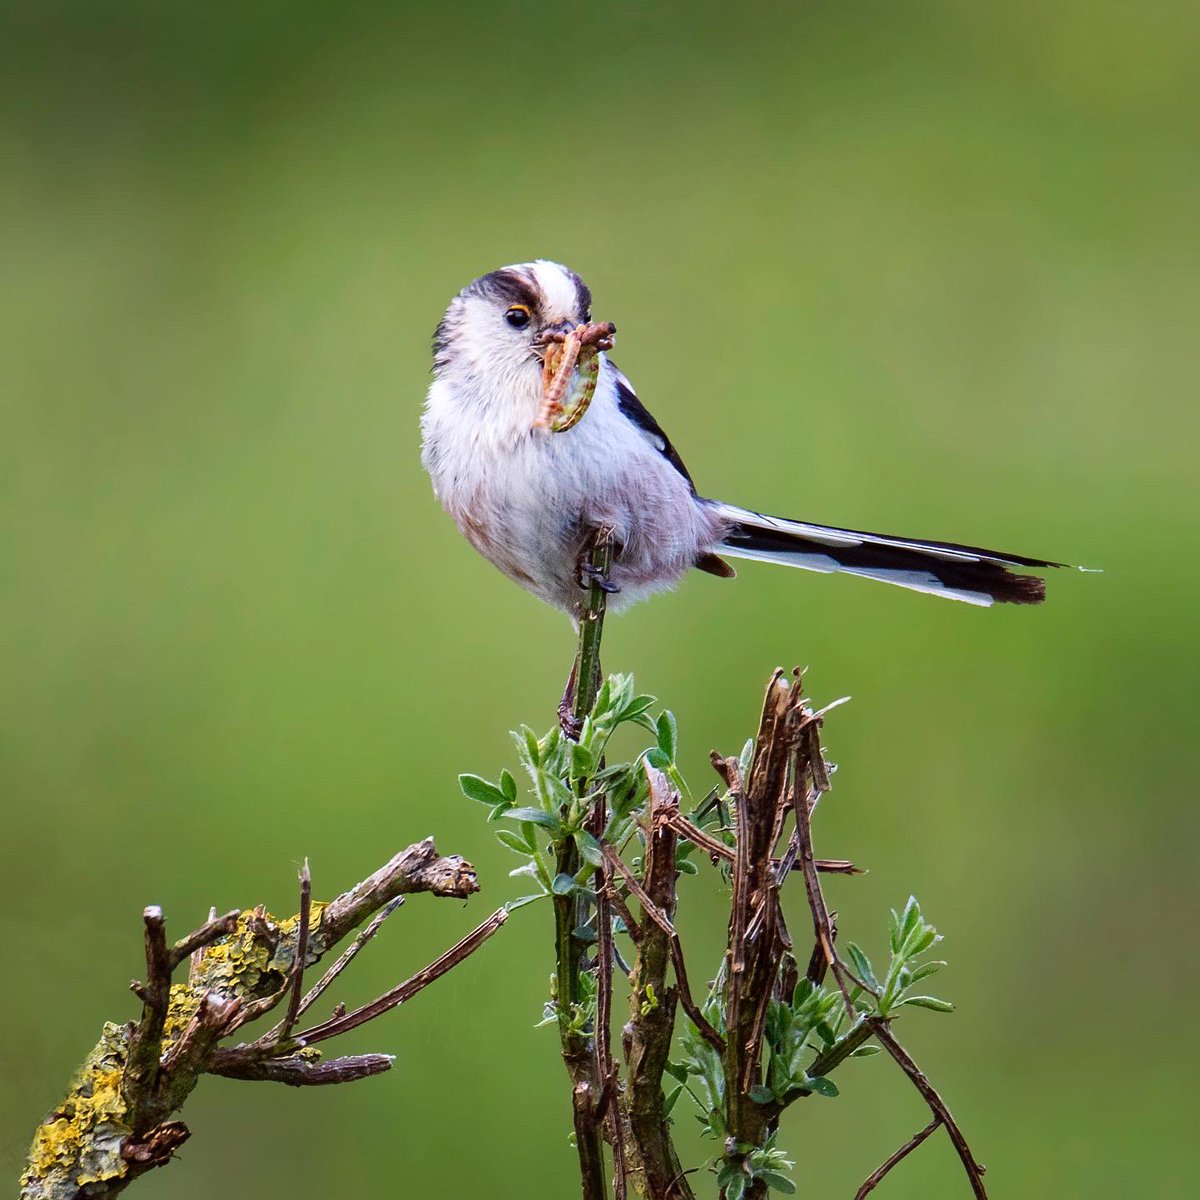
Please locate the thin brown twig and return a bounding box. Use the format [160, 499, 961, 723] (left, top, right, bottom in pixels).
[854, 1118, 941, 1199]
[281, 859, 312, 1038]
[209, 1051, 396, 1086]
[295, 907, 509, 1045]
[664, 811, 858, 877]
[866, 1019, 988, 1199]
[167, 909, 240, 970]
[603, 844, 724, 1054]
[220, 976, 292, 1035]
[601, 881, 642, 945]
[791, 748, 858, 1020]
[294, 897, 403, 1021]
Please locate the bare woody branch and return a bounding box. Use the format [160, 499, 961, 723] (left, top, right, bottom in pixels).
[20, 838, 496, 1200]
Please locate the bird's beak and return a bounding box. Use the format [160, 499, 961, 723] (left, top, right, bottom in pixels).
[535, 320, 579, 353]
[534, 320, 616, 433]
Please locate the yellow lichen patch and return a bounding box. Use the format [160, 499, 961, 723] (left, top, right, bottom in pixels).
[21, 1023, 132, 1197]
[193, 910, 280, 997]
[161, 983, 205, 1045]
[275, 900, 327, 967]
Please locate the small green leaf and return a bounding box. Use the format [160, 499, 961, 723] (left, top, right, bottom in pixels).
[906, 960, 946, 985]
[496, 830, 534, 855]
[551, 873, 578, 896]
[900, 995, 955, 1013]
[571, 741, 596, 776]
[488, 801, 513, 822]
[748, 1084, 775, 1105]
[459, 774, 508, 806]
[499, 768, 518, 802]
[805, 1075, 839, 1098]
[902, 925, 941, 957]
[757, 1170, 796, 1194]
[845, 942, 880, 991]
[504, 894, 546, 912]
[898, 896, 921, 943]
[656, 710, 678, 760]
[519, 725, 540, 765]
[850, 1044, 883, 1057]
[620, 694, 657, 723]
[725, 1175, 747, 1200]
[663, 1084, 684, 1115]
[644, 747, 671, 770]
[574, 829, 605, 867]
[664, 1060, 690, 1083]
[503, 806, 563, 831]
[676, 859, 698, 875]
[738, 737, 754, 775]
[572, 923, 599, 944]
[538, 769, 574, 811]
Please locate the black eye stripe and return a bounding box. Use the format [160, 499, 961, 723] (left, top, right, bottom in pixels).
[469, 268, 542, 312]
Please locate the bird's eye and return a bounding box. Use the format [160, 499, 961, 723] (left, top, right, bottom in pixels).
[505, 305, 531, 329]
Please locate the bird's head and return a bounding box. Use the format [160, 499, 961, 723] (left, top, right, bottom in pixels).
[432, 262, 614, 424]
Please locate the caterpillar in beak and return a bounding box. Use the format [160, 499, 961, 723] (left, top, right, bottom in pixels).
[535, 321, 616, 432]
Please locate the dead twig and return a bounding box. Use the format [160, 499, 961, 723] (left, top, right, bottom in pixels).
[854, 1118, 942, 1199]
[168, 909, 239, 970]
[604, 841, 724, 1055]
[294, 907, 509, 1045]
[866, 1020, 988, 1199]
[295, 896, 404, 1021]
[280, 859, 312, 1038]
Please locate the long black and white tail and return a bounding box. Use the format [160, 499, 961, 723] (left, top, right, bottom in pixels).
[709, 502, 1065, 607]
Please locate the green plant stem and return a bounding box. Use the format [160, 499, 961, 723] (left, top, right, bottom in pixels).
[555, 528, 615, 1200]
[573, 527, 615, 722]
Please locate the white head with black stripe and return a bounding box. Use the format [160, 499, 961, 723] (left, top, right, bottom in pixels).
[432, 260, 598, 398]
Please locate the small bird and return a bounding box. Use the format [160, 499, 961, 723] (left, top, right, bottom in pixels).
[422, 260, 1066, 640]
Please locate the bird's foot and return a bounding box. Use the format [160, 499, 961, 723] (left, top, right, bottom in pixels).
[577, 551, 620, 594]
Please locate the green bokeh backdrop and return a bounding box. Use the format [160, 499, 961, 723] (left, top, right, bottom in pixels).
[3, 3, 1195, 1196]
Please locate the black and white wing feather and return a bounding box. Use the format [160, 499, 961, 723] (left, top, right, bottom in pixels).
[611, 364, 696, 490]
[610, 364, 735, 577]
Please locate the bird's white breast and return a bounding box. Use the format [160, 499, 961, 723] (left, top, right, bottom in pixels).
[421, 358, 714, 614]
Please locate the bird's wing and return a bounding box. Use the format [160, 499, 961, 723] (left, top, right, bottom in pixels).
[608, 362, 696, 492]
[607, 363, 735, 578]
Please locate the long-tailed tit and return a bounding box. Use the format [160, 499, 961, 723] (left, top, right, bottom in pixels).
[422, 260, 1067, 634]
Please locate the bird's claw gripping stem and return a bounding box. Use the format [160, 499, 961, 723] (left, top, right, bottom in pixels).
[577, 547, 620, 594]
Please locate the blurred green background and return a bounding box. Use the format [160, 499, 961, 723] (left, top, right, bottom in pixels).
[3, 1, 1196, 1196]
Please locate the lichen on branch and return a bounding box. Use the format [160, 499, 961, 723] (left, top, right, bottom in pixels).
[21, 838, 501, 1200]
